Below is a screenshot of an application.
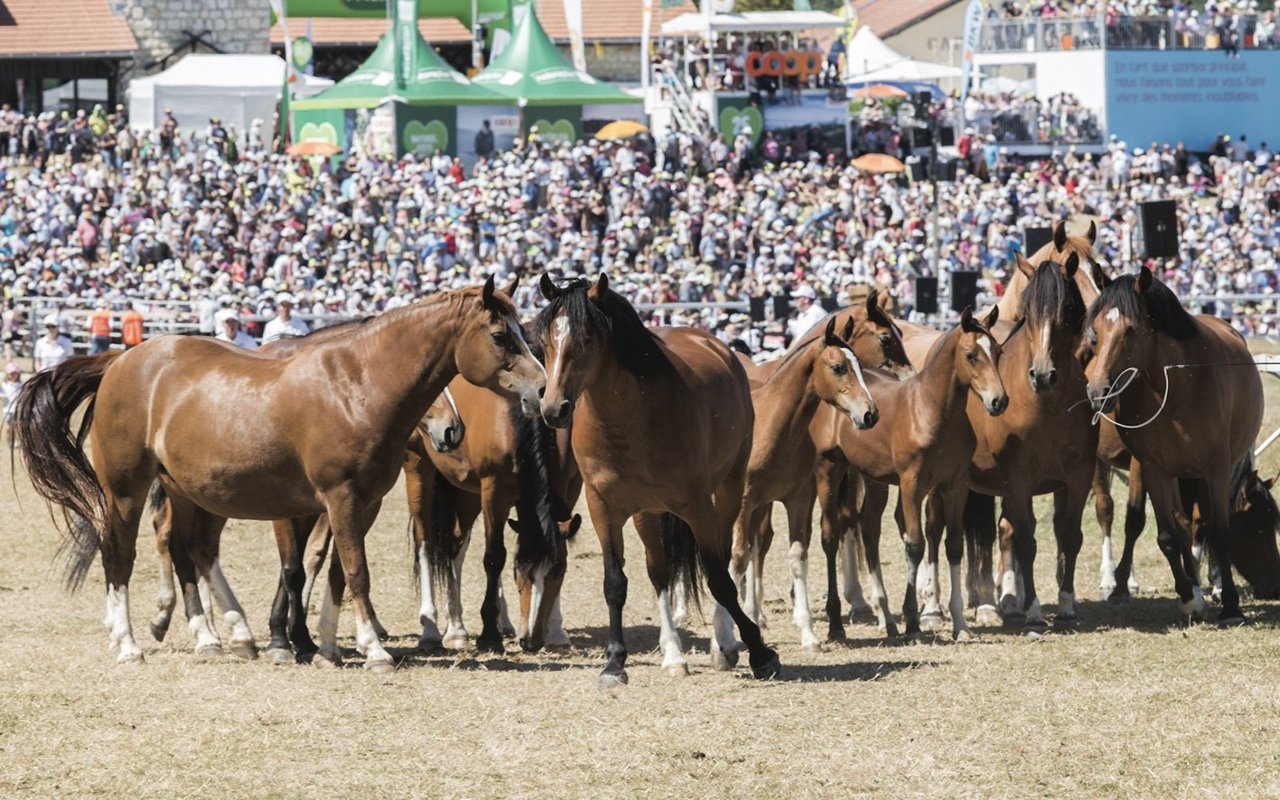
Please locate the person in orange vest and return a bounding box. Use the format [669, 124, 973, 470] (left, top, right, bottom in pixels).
[121, 302, 145, 350]
[88, 299, 112, 354]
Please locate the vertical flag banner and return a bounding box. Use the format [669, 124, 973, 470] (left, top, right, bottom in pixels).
[960, 0, 985, 106]
[835, 0, 858, 79]
[269, 0, 293, 147]
[393, 0, 419, 90]
[563, 0, 587, 72]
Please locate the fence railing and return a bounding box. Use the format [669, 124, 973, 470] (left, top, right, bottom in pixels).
[981, 17, 1106, 53]
[980, 14, 1275, 54]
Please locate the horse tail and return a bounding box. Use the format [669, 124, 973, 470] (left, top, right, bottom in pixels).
[963, 491, 997, 550]
[11, 353, 121, 590]
[511, 406, 562, 574]
[147, 481, 167, 514]
[661, 513, 703, 613]
[424, 470, 458, 605]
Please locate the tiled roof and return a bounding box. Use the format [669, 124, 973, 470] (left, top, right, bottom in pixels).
[0, 0, 138, 58]
[271, 0, 699, 46]
[854, 0, 960, 38]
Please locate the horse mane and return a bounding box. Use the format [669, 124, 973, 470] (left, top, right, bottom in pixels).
[1019, 260, 1085, 334]
[1087, 273, 1198, 340]
[534, 279, 675, 379]
[510, 404, 564, 573]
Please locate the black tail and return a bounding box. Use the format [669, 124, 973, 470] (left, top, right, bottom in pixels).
[661, 513, 703, 613]
[423, 470, 458, 605]
[511, 405, 563, 574]
[964, 491, 997, 550]
[12, 353, 121, 590]
[147, 481, 167, 515]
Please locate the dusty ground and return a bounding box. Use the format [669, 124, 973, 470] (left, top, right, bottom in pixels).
[3, 379, 1280, 799]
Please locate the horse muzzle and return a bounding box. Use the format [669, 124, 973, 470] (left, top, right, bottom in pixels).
[432, 425, 464, 453]
[1087, 385, 1117, 414]
[1028, 367, 1058, 394]
[541, 397, 575, 429]
[985, 393, 1009, 417]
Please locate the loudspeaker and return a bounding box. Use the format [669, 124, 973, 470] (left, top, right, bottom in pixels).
[939, 125, 955, 147]
[907, 157, 926, 182]
[820, 295, 839, 313]
[772, 295, 792, 321]
[1023, 226, 1053, 255]
[748, 296, 767, 324]
[936, 158, 958, 182]
[915, 276, 938, 314]
[1138, 200, 1179, 258]
[950, 270, 980, 312]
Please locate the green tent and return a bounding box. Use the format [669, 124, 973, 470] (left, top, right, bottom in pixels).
[293, 30, 503, 111]
[283, 0, 510, 31]
[472, 7, 637, 107]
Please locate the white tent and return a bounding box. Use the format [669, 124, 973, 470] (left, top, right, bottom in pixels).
[661, 10, 846, 36]
[128, 54, 332, 140]
[843, 26, 960, 83]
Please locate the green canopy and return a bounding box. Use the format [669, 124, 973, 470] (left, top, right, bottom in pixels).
[294, 30, 503, 110]
[472, 7, 637, 106]
[283, 0, 510, 31]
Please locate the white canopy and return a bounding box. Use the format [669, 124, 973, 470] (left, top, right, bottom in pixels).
[843, 26, 961, 83]
[128, 54, 332, 140]
[661, 10, 846, 36]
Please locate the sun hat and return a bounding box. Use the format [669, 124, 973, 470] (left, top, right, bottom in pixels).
[214, 308, 239, 327]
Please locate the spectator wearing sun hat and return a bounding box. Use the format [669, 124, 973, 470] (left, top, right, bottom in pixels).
[261, 292, 309, 343]
[215, 308, 258, 350]
[787, 283, 827, 341]
[35, 314, 74, 372]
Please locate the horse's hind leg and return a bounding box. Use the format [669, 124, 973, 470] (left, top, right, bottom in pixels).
[445, 503, 477, 649]
[858, 479, 897, 636]
[634, 512, 688, 677]
[837, 470, 873, 624]
[1146, 474, 1207, 622]
[190, 507, 257, 660]
[941, 488, 972, 641]
[918, 491, 945, 631]
[166, 503, 227, 660]
[1094, 459, 1119, 600]
[964, 492, 1000, 626]
[150, 496, 177, 642]
[1113, 461, 1148, 600]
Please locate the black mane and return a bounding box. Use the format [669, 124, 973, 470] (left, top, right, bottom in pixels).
[1087, 273, 1198, 340]
[534, 279, 675, 378]
[510, 404, 565, 573]
[1020, 261, 1086, 334]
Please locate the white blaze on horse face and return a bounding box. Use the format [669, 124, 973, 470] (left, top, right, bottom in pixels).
[1105, 307, 1121, 324]
[1040, 322, 1052, 358]
[977, 334, 994, 361]
[549, 314, 571, 388]
[842, 349, 872, 408]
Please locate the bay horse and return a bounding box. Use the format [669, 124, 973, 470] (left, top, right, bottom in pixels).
[729, 317, 880, 653]
[13, 278, 545, 669]
[536, 274, 780, 685]
[813, 307, 1007, 640]
[1085, 266, 1262, 623]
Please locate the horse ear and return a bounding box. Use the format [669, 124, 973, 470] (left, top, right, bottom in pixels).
[539, 273, 559, 301]
[865, 289, 878, 312]
[1053, 220, 1067, 252]
[593, 273, 610, 296]
[481, 275, 498, 310]
[959, 306, 978, 333]
[503, 275, 519, 298]
[1265, 474, 1278, 491]
[876, 290, 892, 312]
[1135, 266, 1153, 295]
[1086, 219, 1097, 244]
[824, 317, 838, 343]
[983, 305, 999, 330]
[841, 316, 855, 342]
[1090, 261, 1111, 290]
[1014, 253, 1035, 280]
[1063, 252, 1080, 278]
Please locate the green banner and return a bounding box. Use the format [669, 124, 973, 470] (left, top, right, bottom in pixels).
[525, 105, 581, 147]
[715, 95, 764, 145]
[391, 0, 417, 90]
[283, 0, 511, 29]
[293, 108, 346, 148]
[395, 104, 458, 157]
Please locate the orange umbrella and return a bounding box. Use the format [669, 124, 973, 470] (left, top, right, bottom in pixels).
[852, 83, 908, 99]
[596, 120, 650, 140]
[286, 140, 342, 157]
[850, 153, 907, 174]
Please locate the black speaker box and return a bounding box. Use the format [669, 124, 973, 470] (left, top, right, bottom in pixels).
[915, 276, 938, 314]
[772, 295, 792, 321]
[1022, 226, 1053, 256]
[950, 270, 980, 312]
[748, 296, 767, 323]
[1137, 200, 1178, 258]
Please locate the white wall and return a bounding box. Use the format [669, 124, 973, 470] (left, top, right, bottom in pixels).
[973, 50, 1107, 124]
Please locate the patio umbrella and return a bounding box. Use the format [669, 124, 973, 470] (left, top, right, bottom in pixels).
[851, 83, 908, 99]
[851, 153, 906, 173]
[286, 140, 342, 157]
[596, 120, 649, 140]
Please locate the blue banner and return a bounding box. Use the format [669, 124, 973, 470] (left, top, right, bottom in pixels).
[960, 0, 985, 106]
[1106, 50, 1280, 150]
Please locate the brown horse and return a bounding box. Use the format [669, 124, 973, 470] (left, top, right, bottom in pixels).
[1085, 266, 1262, 623]
[14, 279, 545, 669]
[728, 317, 879, 652]
[146, 386, 464, 661]
[814, 308, 1007, 640]
[536, 274, 779, 685]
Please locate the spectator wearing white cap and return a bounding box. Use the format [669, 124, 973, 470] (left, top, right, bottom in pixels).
[35, 314, 74, 372]
[261, 292, 309, 343]
[215, 308, 258, 350]
[2, 361, 22, 448]
[786, 283, 827, 341]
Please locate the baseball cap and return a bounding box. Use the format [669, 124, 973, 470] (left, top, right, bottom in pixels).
[4, 362, 18, 375]
[214, 308, 239, 327]
[277, 292, 295, 305]
[791, 285, 817, 300]
[43, 314, 59, 327]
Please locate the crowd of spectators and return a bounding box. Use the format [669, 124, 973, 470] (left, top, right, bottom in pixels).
[986, 1, 1279, 52]
[1, 108, 1280, 369]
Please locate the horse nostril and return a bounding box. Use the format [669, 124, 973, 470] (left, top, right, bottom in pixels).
[863, 409, 878, 428]
[538, 387, 546, 399]
[1047, 369, 1058, 387]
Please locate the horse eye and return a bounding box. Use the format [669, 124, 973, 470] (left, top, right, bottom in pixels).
[966, 351, 978, 364]
[832, 363, 847, 376]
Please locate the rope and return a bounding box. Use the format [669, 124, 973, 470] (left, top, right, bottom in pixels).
[1074, 361, 1262, 430]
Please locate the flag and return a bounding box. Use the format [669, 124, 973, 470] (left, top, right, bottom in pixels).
[268, 0, 292, 150]
[392, 0, 418, 90]
[563, 0, 587, 72]
[960, 0, 985, 106]
[835, 1, 858, 79]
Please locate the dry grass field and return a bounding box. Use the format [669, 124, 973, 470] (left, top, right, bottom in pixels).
[3, 378, 1280, 799]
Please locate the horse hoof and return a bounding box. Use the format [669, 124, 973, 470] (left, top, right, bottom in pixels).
[598, 670, 629, 689]
[116, 651, 145, 666]
[442, 635, 471, 651]
[664, 663, 691, 678]
[826, 626, 847, 643]
[1024, 617, 1049, 633]
[417, 637, 445, 655]
[500, 626, 518, 640]
[954, 628, 974, 643]
[313, 651, 343, 669]
[266, 648, 294, 665]
[1108, 588, 1133, 604]
[974, 605, 1002, 627]
[149, 621, 170, 643]
[883, 622, 900, 638]
[750, 653, 782, 680]
[800, 641, 824, 655]
[847, 607, 877, 626]
[1053, 614, 1078, 631]
[229, 641, 258, 660]
[476, 636, 504, 655]
[365, 658, 396, 674]
[194, 645, 225, 662]
[1218, 612, 1248, 628]
[918, 613, 944, 632]
[544, 638, 573, 651]
[710, 647, 739, 671]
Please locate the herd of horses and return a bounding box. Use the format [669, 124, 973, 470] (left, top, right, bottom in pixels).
[13, 222, 1280, 687]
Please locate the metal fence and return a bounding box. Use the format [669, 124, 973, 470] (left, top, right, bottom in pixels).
[980, 14, 1273, 54]
[981, 17, 1106, 53]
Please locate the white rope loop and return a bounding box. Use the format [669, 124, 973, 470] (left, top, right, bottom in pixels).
[1090, 364, 1178, 429]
